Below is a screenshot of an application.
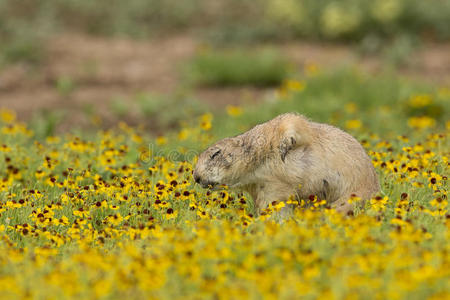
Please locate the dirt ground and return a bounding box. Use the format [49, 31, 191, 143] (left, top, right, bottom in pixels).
[1, 34, 449, 131]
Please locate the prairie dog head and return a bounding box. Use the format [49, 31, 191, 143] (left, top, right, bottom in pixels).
[193, 137, 247, 188]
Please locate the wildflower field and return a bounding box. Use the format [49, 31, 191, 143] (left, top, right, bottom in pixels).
[0, 69, 449, 299]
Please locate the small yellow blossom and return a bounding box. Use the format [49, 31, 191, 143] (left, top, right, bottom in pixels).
[226, 105, 243, 117]
[408, 94, 433, 108]
[408, 116, 436, 129]
[305, 63, 320, 76]
[156, 136, 168, 145]
[0, 109, 16, 123]
[345, 119, 362, 130]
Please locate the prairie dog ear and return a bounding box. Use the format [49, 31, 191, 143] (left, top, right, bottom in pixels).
[278, 114, 312, 162]
[279, 136, 296, 162]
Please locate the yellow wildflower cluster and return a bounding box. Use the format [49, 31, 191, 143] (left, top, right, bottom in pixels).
[278, 79, 306, 99]
[0, 111, 448, 299]
[345, 119, 363, 130]
[408, 116, 436, 130]
[408, 94, 433, 108]
[226, 105, 243, 117]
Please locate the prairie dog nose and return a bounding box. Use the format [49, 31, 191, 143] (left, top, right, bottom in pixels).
[194, 173, 201, 184]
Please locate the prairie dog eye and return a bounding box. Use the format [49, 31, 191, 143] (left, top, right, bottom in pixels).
[210, 149, 221, 160]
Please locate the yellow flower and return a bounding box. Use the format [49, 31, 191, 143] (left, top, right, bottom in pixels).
[156, 136, 168, 145]
[199, 113, 213, 130]
[370, 196, 389, 211]
[100, 156, 116, 166]
[178, 128, 190, 141]
[408, 94, 433, 108]
[45, 176, 58, 187]
[107, 213, 124, 226]
[93, 279, 111, 298]
[200, 121, 211, 130]
[73, 208, 90, 218]
[34, 169, 46, 179]
[46, 136, 61, 144]
[0, 109, 16, 123]
[348, 194, 362, 204]
[305, 63, 320, 76]
[278, 79, 306, 99]
[285, 79, 306, 92]
[408, 116, 436, 129]
[165, 208, 178, 220]
[226, 105, 243, 117]
[270, 201, 286, 211]
[430, 197, 447, 209]
[197, 208, 209, 219]
[57, 216, 70, 225]
[0, 144, 11, 152]
[345, 119, 362, 130]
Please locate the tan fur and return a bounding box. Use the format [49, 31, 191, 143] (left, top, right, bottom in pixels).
[193, 113, 380, 215]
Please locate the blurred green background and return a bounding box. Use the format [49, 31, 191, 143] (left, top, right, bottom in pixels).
[0, 0, 449, 139]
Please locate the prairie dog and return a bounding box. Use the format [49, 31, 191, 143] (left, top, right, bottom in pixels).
[193, 113, 380, 214]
